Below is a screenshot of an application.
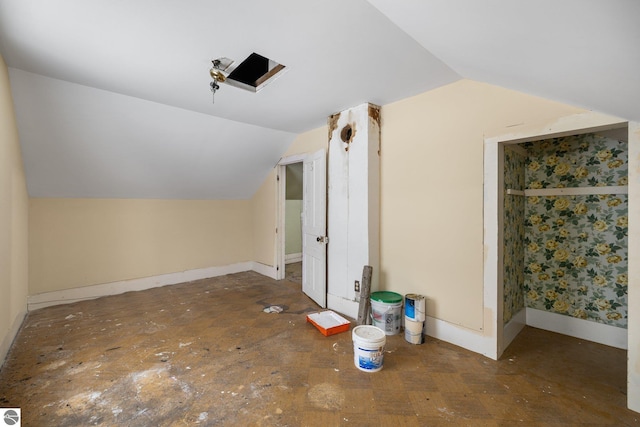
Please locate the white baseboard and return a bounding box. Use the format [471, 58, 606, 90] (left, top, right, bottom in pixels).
[285, 253, 302, 264]
[1, 309, 26, 368]
[28, 262, 253, 311]
[630, 370, 640, 413]
[425, 315, 496, 359]
[251, 262, 278, 280]
[326, 294, 497, 359]
[503, 308, 526, 352]
[526, 308, 627, 350]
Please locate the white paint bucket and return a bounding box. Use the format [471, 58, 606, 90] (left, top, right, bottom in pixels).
[370, 291, 403, 335]
[404, 294, 426, 322]
[352, 325, 386, 372]
[404, 317, 424, 345]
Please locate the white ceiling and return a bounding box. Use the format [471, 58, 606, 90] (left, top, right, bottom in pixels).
[368, 0, 640, 123]
[1, 0, 638, 199]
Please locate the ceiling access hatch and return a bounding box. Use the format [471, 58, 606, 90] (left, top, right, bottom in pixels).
[225, 52, 286, 93]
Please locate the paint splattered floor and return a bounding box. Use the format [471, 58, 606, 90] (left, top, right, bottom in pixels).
[0, 271, 637, 426]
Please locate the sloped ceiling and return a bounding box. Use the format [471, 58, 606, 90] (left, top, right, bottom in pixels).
[1, 0, 638, 199]
[367, 0, 640, 124]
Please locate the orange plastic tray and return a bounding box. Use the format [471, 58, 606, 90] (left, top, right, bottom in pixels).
[306, 310, 351, 336]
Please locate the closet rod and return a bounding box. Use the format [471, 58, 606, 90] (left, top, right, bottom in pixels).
[506, 185, 628, 197]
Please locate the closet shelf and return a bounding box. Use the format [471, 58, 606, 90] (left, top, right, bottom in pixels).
[506, 185, 628, 197]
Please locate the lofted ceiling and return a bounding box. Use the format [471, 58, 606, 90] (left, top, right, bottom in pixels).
[1, 0, 638, 199]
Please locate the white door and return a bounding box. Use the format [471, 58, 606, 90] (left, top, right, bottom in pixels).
[302, 149, 327, 307]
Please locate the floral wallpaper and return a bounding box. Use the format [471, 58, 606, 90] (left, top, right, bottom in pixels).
[503, 147, 525, 324]
[523, 134, 628, 328]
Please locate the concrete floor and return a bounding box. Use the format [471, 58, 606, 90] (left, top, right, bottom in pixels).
[0, 269, 638, 426]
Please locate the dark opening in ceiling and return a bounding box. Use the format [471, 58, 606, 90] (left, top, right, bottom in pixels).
[226, 52, 286, 93]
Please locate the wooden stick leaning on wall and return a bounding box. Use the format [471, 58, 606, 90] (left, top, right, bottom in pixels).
[357, 265, 373, 326]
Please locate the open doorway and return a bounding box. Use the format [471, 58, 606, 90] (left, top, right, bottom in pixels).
[283, 162, 303, 284]
[276, 154, 306, 281]
[276, 150, 328, 308]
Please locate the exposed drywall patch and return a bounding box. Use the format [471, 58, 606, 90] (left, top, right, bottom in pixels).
[328, 112, 341, 142]
[368, 104, 381, 128]
[369, 104, 381, 156]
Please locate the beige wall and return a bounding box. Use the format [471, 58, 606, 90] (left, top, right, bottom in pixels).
[27, 102, 329, 296]
[251, 126, 328, 267]
[251, 173, 277, 267]
[29, 199, 252, 294]
[0, 54, 29, 359]
[282, 126, 328, 158]
[249, 80, 584, 331]
[380, 79, 584, 331]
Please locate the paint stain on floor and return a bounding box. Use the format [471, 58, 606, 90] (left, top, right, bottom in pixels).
[307, 383, 345, 410]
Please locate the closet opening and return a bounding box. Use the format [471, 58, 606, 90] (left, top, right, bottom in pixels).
[501, 127, 629, 353]
[485, 114, 640, 412]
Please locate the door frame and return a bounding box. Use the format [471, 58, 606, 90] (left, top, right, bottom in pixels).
[483, 111, 629, 359]
[276, 154, 307, 280]
[485, 113, 640, 413]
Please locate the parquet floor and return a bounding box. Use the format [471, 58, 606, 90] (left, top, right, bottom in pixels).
[0, 270, 637, 426]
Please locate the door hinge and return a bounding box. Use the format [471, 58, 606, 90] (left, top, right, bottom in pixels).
[277, 175, 280, 181]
